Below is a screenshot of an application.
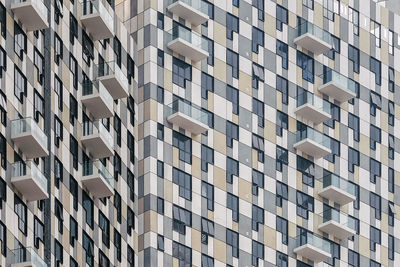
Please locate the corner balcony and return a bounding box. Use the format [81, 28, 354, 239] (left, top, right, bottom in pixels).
[167, 0, 209, 26]
[11, 161, 48, 201]
[294, 21, 332, 55]
[11, 118, 49, 159]
[11, 247, 46, 267]
[11, 0, 49, 31]
[82, 160, 114, 198]
[317, 208, 357, 240]
[318, 69, 357, 102]
[80, 0, 114, 40]
[318, 173, 356, 205]
[294, 232, 332, 263]
[97, 61, 129, 99]
[294, 127, 331, 158]
[167, 99, 210, 135]
[81, 80, 114, 120]
[81, 121, 114, 159]
[167, 25, 209, 62]
[295, 91, 331, 124]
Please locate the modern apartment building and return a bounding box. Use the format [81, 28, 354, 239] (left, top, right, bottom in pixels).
[0, 0, 399, 266]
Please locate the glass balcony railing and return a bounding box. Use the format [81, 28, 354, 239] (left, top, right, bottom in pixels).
[172, 0, 209, 14]
[83, 159, 114, 188]
[12, 0, 48, 22]
[296, 127, 331, 149]
[12, 161, 47, 192]
[82, 80, 113, 107]
[83, 121, 113, 149]
[11, 247, 46, 267]
[297, 91, 331, 114]
[11, 118, 47, 150]
[320, 69, 357, 94]
[318, 208, 357, 232]
[296, 232, 331, 255]
[319, 173, 356, 197]
[82, 0, 113, 28]
[168, 99, 209, 126]
[98, 60, 128, 87]
[167, 25, 209, 52]
[296, 21, 332, 45]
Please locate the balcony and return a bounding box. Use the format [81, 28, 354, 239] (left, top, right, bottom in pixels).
[294, 21, 332, 55]
[82, 160, 114, 198]
[295, 91, 331, 124]
[167, 0, 209, 26]
[294, 127, 331, 158]
[80, 0, 114, 40]
[167, 25, 209, 62]
[81, 80, 114, 119]
[167, 99, 210, 134]
[81, 121, 114, 159]
[11, 118, 49, 159]
[318, 173, 357, 205]
[11, 0, 49, 31]
[97, 61, 129, 99]
[317, 208, 357, 240]
[294, 232, 332, 263]
[318, 69, 357, 102]
[11, 247, 46, 267]
[11, 161, 48, 201]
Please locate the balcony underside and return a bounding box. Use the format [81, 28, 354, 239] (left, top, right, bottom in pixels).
[294, 104, 331, 124]
[81, 14, 114, 40]
[81, 135, 113, 159]
[11, 176, 48, 201]
[167, 1, 209, 26]
[11, 2, 49, 31]
[294, 244, 331, 263]
[12, 134, 49, 159]
[318, 220, 356, 240]
[319, 81, 356, 103]
[167, 112, 209, 135]
[294, 139, 331, 158]
[319, 185, 356, 205]
[294, 33, 332, 55]
[98, 75, 128, 99]
[167, 38, 209, 62]
[82, 175, 113, 198]
[81, 94, 113, 120]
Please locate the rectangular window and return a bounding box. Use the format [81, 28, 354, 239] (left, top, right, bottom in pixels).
[370, 57, 381, 85]
[226, 13, 239, 40]
[114, 229, 121, 261]
[114, 191, 121, 223]
[83, 191, 94, 228]
[276, 5, 288, 31]
[99, 212, 110, 247]
[173, 168, 191, 200]
[83, 232, 94, 266]
[252, 27, 264, 53]
[303, 0, 314, 9]
[324, 103, 340, 129]
[277, 252, 288, 267]
[14, 66, 27, 103]
[55, 199, 64, 233]
[69, 176, 78, 211]
[34, 48, 44, 84]
[0, 177, 5, 208]
[389, 168, 394, 193]
[252, 134, 264, 163]
[113, 37, 122, 67]
[113, 153, 121, 181]
[296, 191, 314, 219]
[82, 31, 94, 66]
[70, 13, 78, 44]
[127, 245, 134, 267]
[370, 192, 381, 220]
[128, 132, 135, 164]
[157, 49, 164, 67]
[389, 202, 395, 226]
[253, 98, 264, 127]
[0, 3, 5, 38]
[128, 170, 134, 201]
[389, 134, 394, 160]
[370, 92, 381, 116]
[54, 33, 63, 64]
[114, 116, 121, 146]
[348, 45, 360, 73]
[157, 197, 164, 214]
[297, 51, 314, 83]
[370, 20, 381, 47]
[276, 181, 288, 207]
[349, 7, 359, 35]
[227, 49, 239, 78]
[127, 55, 135, 84]
[0, 221, 6, 256]
[370, 226, 381, 251]
[389, 101, 394, 126]
[276, 75, 288, 104]
[55, 240, 63, 265]
[1, 135, 6, 169]
[253, 0, 264, 21]
[201, 72, 214, 99]
[389, 67, 395, 92]
[172, 57, 191, 88]
[15, 195, 27, 234]
[326, 35, 340, 60]
[34, 90, 44, 122]
[389, 30, 394, 54]
[54, 116, 63, 147]
[370, 260, 380, 267]
[204, 35, 214, 66]
[34, 217, 44, 248]
[226, 157, 239, 183]
[348, 148, 359, 173]
[54, 75, 63, 111]
[157, 12, 164, 29]
[233, 0, 239, 7]
[172, 242, 191, 266]
[252, 169, 264, 196]
[370, 125, 381, 150]
[323, 0, 338, 21]
[173, 205, 192, 235]
[276, 216, 288, 244]
[325, 138, 340, 163]
[128, 96, 135, 126]
[276, 111, 288, 136]
[324, 240, 340, 266]
[252, 204, 264, 231]
[348, 249, 359, 267]
[277, 40, 288, 69]
[389, 234, 394, 260]
[127, 207, 135, 235]
[69, 54, 78, 89]
[297, 156, 314, 187]
[370, 158, 381, 183]
[70, 135, 78, 170]
[201, 217, 214, 244]
[226, 229, 239, 257]
[348, 113, 360, 141]
[157, 86, 164, 104]
[173, 131, 192, 164]
[157, 160, 164, 178]
[276, 146, 288, 172]
[69, 216, 77, 247]
[0, 46, 6, 79]
[157, 235, 164, 251]
[54, 0, 63, 24]
[54, 157, 63, 188]
[14, 23, 26, 59]
[227, 193, 239, 222]
[226, 121, 238, 147]
[201, 145, 214, 172]
[252, 63, 264, 89]
[227, 85, 239, 114]
[252, 240, 264, 266]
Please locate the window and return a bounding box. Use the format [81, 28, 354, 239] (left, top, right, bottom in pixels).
[54, 116, 63, 147]
[82, 31, 94, 66]
[370, 226, 381, 251]
[252, 27, 264, 53]
[54, 33, 63, 64]
[172, 242, 191, 266]
[14, 66, 27, 103]
[389, 29, 394, 54]
[348, 45, 360, 73]
[277, 40, 288, 69]
[201, 72, 214, 99]
[173, 168, 192, 200]
[157, 160, 164, 178]
[233, 0, 239, 7]
[253, 0, 264, 21]
[55, 199, 64, 233]
[348, 147, 359, 173]
[296, 191, 314, 219]
[389, 67, 395, 92]
[70, 176, 78, 211]
[226, 157, 238, 183]
[0, 177, 5, 208]
[370, 57, 381, 85]
[127, 245, 134, 267]
[114, 229, 121, 261]
[277, 252, 288, 267]
[128, 132, 135, 164]
[34, 48, 44, 84]
[201, 181, 214, 211]
[252, 134, 264, 162]
[276, 181, 288, 207]
[351, 181, 360, 210]
[389, 234, 394, 260]
[226, 229, 239, 257]
[276, 146, 288, 172]
[34, 91, 44, 121]
[157, 235, 164, 251]
[348, 113, 360, 141]
[252, 169, 264, 196]
[98, 212, 110, 248]
[276, 5, 288, 31]
[326, 138, 340, 163]
[226, 121, 238, 147]
[349, 7, 359, 35]
[348, 249, 359, 267]
[54, 75, 63, 111]
[277, 216, 288, 245]
[323, 0, 338, 21]
[127, 55, 135, 84]
[389, 168, 395, 193]
[324, 240, 340, 266]
[202, 254, 214, 267]
[15, 195, 27, 234]
[325, 35, 340, 60]
[157, 197, 164, 214]
[157, 12, 164, 29]
[157, 49, 164, 67]
[14, 23, 26, 59]
[389, 134, 395, 159]
[227, 49, 239, 78]
[0, 3, 5, 38]
[69, 13, 78, 44]
[113, 37, 122, 67]
[0, 46, 6, 78]
[54, 157, 63, 188]
[83, 191, 94, 228]
[252, 240, 264, 266]
[370, 125, 381, 150]
[83, 232, 94, 266]
[370, 158, 381, 183]
[114, 191, 121, 223]
[204, 35, 214, 66]
[201, 217, 214, 244]
[297, 156, 314, 187]
[0, 221, 6, 256]
[252, 204, 264, 231]
[389, 101, 394, 126]
[252, 63, 264, 89]
[226, 13, 239, 40]
[70, 257, 78, 267]
[253, 98, 264, 127]
[173, 131, 192, 164]
[173, 205, 192, 235]
[370, 260, 380, 267]
[303, 0, 314, 9]
[297, 51, 314, 83]
[276, 76, 288, 104]
[55, 240, 63, 265]
[127, 96, 135, 126]
[324, 103, 340, 128]
[157, 86, 164, 103]
[370, 192, 381, 220]
[70, 135, 78, 170]
[370, 20, 381, 47]
[276, 110, 288, 137]
[112, 116, 121, 146]
[227, 85, 239, 114]
[99, 250, 110, 267]
[54, 0, 63, 24]
[127, 207, 135, 235]
[69, 54, 78, 89]
[389, 202, 395, 226]
[227, 193, 239, 221]
[34, 217, 44, 248]
[173, 58, 191, 88]
[201, 145, 214, 172]
[70, 216, 77, 246]
[370, 92, 381, 116]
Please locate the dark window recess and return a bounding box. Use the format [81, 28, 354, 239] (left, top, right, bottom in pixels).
[252, 204, 264, 231]
[252, 240, 264, 266]
[348, 113, 360, 141]
[15, 195, 27, 235]
[14, 66, 27, 103]
[348, 147, 359, 173]
[324, 239, 340, 266]
[157, 123, 164, 141]
[0, 3, 5, 38]
[297, 156, 314, 187]
[226, 157, 239, 184]
[202, 181, 214, 211]
[157, 235, 164, 251]
[277, 252, 288, 267]
[34, 217, 44, 248]
[348, 45, 360, 73]
[277, 216, 288, 244]
[253, 98, 264, 127]
[252, 27, 264, 53]
[127, 207, 135, 235]
[277, 40, 288, 69]
[157, 197, 164, 214]
[127, 55, 135, 84]
[54, 33, 63, 65]
[276, 111, 288, 136]
[389, 168, 394, 193]
[114, 229, 122, 261]
[276, 75, 288, 104]
[370, 226, 381, 251]
[157, 49, 164, 67]
[127, 245, 134, 267]
[201, 217, 214, 244]
[82, 31, 94, 66]
[128, 96, 135, 125]
[325, 138, 340, 163]
[173, 168, 192, 200]
[389, 101, 395, 126]
[297, 51, 314, 83]
[173, 205, 192, 235]
[114, 153, 121, 181]
[114, 191, 122, 223]
[114, 37, 122, 67]
[70, 135, 78, 170]
[227, 85, 239, 114]
[70, 176, 78, 211]
[55, 240, 63, 265]
[296, 191, 314, 219]
[114, 116, 121, 146]
[389, 67, 395, 92]
[226, 121, 238, 147]
[389, 201, 395, 226]
[54, 157, 63, 188]
[83, 191, 94, 228]
[370, 158, 381, 183]
[55, 199, 64, 233]
[252, 134, 264, 163]
[226, 13, 239, 40]
[34, 48, 44, 84]
[226, 229, 239, 257]
[70, 216, 78, 246]
[172, 242, 192, 266]
[69, 53, 78, 89]
[128, 170, 134, 201]
[276, 5, 288, 30]
[172, 57, 191, 88]
[54, 116, 63, 147]
[303, 0, 314, 9]
[54, 0, 63, 24]
[389, 234, 394, 260]
[227, 49, 239, 78]
[69, 13, 78, 44]
[157, 12, 164, 29]
[370, 125, 381, 150]
[325, 35, 340, 60]
[99, 212, 110, 247]
[157, 86, 164, 104]
[204, 35, 214, 66]
[253, 0, 264, 21]
[0, 221, 6, 256]
[14, 23, 26, 59]
[370, 57, 381, 85]
[83, 232, 94, 266]
[276, 181, 288, 207]
[324, 103, 340, 128]
[348, 250, 359, 267]
[54, 75, 63, 111]
[34, 91, 44, 122]
[0, 177, 6, 208]
[201, 72, 214, 99]
[252, 169, 264, 196]
[201, 145, 214, 172]
[128, 132, 135, 164]
[227, 193, 239, 221]
[370, 192, 381, 220]
[252, 63, 264, 89]
[370, 92, 381, 116]
[173, 131, 192, 164]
